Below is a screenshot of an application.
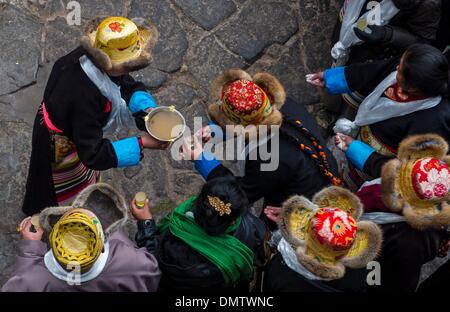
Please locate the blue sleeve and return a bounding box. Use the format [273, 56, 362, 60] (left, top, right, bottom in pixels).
[112, 137, 141, 168]
[129, 91, 157, 113]
[323, 67, 351, 95]
[346, 140, 376, 171]
[194, 152, 221, 180]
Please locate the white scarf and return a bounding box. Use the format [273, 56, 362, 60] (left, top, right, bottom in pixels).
[44, 242, 110, 284]
[334, 71, 442, 135]
[278, 238, 330, 281]
[355, 71, 442, 126]
[332, 0, 400, 65]
[79, 55, 135, 133]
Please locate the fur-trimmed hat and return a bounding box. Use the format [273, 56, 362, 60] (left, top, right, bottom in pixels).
[381, 134, 450, 231]
[208, 69, 286, 128]
[38, 183, 130, 272]
[80, 16, 159, 73]
[279, 186, 383, 280]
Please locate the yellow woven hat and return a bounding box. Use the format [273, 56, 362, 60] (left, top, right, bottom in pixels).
[80, 16, 159, 72]
[50, 208, 104, 272]
[279, 186, 383, 280]
[382, 134, 450, 230]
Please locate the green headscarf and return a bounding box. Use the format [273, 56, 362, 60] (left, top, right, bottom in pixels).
[158, 196, 254, 286]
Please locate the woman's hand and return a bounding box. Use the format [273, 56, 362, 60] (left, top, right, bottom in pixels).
[199, 126, 213, 143]
[18, 217, 43, 241]
[264, 206, 282, 223]
[306, 72, 325, 88]
[130, 199, 153, 221]
[335, 133, 354, 152]
[180, 135, 203, 160]
[141, 133, 170, 150]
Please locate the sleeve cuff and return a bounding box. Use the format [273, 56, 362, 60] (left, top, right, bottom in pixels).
[112, 136, 141, 168]
[129, 91, 157, 113]
[137, 219, 157, 231]
[324, 67, 351, 95]
[346, 140, 376, 171]
[194, 152, 221, 180]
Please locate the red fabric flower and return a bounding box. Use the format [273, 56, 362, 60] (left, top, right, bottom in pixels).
[312, 208, 357, 251]
[109, 22, 123, 33]
[412, 158, 450, 200]
[222, 80, 265, 116]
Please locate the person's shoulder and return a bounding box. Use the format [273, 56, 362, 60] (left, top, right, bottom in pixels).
[240, 213, 268, 239]
[51, 47, 85, 71]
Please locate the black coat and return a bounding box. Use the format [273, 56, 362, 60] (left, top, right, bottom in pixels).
[22, 48, 145, 215]
[207, 98, 339, 214]
[369, 222, 441, 292]
[436, 0, 450, 50]
[135, 212, 269, 292]
[263, 222, 442, 292]
[332, 0, 442, 65]
[263, 253, 368, 292]
[344, 57, 450, 177]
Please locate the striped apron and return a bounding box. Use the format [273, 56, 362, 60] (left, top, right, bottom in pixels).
[41, 103, 100, 205]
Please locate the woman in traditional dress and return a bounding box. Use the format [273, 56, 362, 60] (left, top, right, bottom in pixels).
[328, 0, 441, 117]
[308, 44, 450, 191]
[353, 134, 450, 291]
[2, 183, 161, 292]
[22, 16, 167, 216]
[184, 69, 341, 230]
[263, 186, 382, 292]
[131, 176, 269, 291]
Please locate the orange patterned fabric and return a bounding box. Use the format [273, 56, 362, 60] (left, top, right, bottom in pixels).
[312, 208, 357, 251]
[411, 158, 450, 200]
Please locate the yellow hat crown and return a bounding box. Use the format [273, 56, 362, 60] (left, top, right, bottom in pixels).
[50, 209, 104, 272]
[93, 17, 142, 63]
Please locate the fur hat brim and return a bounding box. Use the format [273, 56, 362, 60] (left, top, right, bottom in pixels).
[397, 134, 448, 161]
[296, 245, 346, 280]
[207, 102, 283, 130]
[312, 186, 363, 220]
[403, 201, 450, 231]
[208, 69, 286, 128]
[39, 183, 129, 237]
[278, 195, 317, 247]
[295, 220, 382, 279]
[380, 159, 404, 212]
[80, 16, 159, 72]
[341, 221, 383, 268]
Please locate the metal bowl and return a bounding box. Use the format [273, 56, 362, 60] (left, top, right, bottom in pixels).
[144, 106, 186, 142]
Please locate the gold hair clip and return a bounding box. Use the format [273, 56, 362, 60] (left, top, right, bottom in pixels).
[207, 196, 232, 216]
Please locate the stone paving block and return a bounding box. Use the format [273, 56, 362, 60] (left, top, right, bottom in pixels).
[77, 0, 125, 20]
[299, 0, 341, 71]
[187, 35, 246, 91]
[249, 39, 321, 107]
[173, 0, 236, 30]
[44, 17, 83, 63]
[0, 4, 41, 96]
[0, 114, 32, 284]
[153, 80, 195, 110]
[129, 0, 188, 73]
[215, 0, 298, 61]
[132, 67, 168, 90]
